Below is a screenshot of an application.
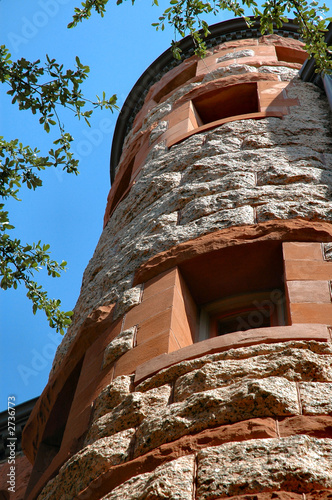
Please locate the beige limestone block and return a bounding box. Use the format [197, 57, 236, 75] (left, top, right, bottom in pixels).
[102, 327, 135, 368]
[196, 435, 332, 499]
[300, 382, 332, 415]
[202, 63, 257, 82]
[137, 341, 332, 393]
[179, 204, 255, 230]
[174, 348, 332, 401]
[102, 455, 195, 500]
[257, 201, 332, 223]
[258, 65, 299, 80]
[113, 285, 142, 320]
[37, 430, 135, 500]
[134, 377, 299, 457]
[85, 384, 171, 445]
[324, 242, 332, 261]
[93, 375, 133, 421]
[217, 49, 255, 62]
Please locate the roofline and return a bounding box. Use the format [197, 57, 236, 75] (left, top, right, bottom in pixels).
[299, 21, 332, 84]
[110, 17, 304, 182]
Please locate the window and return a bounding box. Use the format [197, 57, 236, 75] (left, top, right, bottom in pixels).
[275, 46, 307, 65]
[199, 290, 286, 341]
[192, 82, 259, 125]
[26, 358, 84, 497]
[153, 62, 198, 103]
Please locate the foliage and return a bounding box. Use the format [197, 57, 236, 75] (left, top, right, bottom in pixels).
[0, 44, 117, 333]
[70, 0, 332, 71]
[1, 0, 331, 334]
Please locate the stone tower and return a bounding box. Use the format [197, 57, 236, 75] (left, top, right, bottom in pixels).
[22, 17, 332, 500]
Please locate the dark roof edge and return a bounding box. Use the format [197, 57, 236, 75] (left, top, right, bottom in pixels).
[110, 17, 303, 182]
[299, 21, 332, 85]
[0, 397, 38, 428]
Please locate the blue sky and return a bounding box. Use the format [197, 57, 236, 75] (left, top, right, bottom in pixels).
[0, 0, 233, 411]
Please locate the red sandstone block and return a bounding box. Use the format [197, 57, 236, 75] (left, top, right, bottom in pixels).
[94, 367, 115, 395]
[215, 39, 258, 51]
[169, 330, 182, 352]
[172, 286, 195, 341]
[260, 106, 289, 114]
[168, 101, 191, 128]
[61, 405, 92, 452]
[114, 330, 172, 377]
[196, 56, 217, 76]
[164, 119, 193, 147]
[285, 260, 332, 281]
[275, 45, 308, 64]
[143, 267, 179, 301]
[131, 138, 151, 177]
[124, 285, 175, 329]
[259, 81, 288, 91]
[289, 303, 332, 324]
[283, 242, 323, 261]
[286, 280, 331, 304]
[136, 309, 173, 345]
[0, 455, 32, 499]
[189, 101, 203, 128]
[150, 56, 198, 103]
[254, 45, 277, 56]
[170, 309, 194, 348]
[278, 415, 332, 438]
[164, 118, 192, 138]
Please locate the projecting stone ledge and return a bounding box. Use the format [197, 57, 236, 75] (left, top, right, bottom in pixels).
[197, 435, 332, 498]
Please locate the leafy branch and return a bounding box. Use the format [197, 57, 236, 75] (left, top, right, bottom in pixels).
[69, 0, 332, 70]
[0, 45, 118, 334]
[0, 207, 73, 334]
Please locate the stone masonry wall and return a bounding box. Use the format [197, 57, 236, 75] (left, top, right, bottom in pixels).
[52, 37, 332, 370]
[37, 340, 332, 499]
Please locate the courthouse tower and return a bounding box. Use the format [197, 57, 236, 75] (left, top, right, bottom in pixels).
[22, 17, 332, 500]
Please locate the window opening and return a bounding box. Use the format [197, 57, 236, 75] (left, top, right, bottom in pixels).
[26, 358, 84, 496]
[154, 62, 197, 103]
[275, 46, 307, 65]
[199, 289, 286, 341]
[109, 156, 134, 214]
[192, 82, 259, 125]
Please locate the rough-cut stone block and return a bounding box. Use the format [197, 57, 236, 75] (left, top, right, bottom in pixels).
[38, 431, 135, 499]
[257, 201, 332, 224]
[101, 455, 195, 500]
[93, 375, 133, 421]
[85, 384, 171, 445]
[102, 327, 135, 368]
[179, 204, 255, 229]
[300, 382, 332, 415]
[217, 49, 255, 62]
[202, 63, 257, 82]
[196, 435, 332, 499]
[324, 243, 332, 261]
[134, 377, 299, 457]
[113, 286, 142, 320]
[259, 65, 299, 80]
[137, 341, 332, 392]
[174, 348, 332, 401]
